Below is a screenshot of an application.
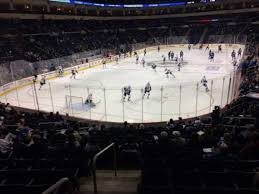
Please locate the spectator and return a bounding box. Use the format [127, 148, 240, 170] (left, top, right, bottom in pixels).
[27, 134, 48, 157]
[240, 132, 259, 160]
[17, 120, 32, 143]
[0, 128, 15, 154]
[84, 138, 100, 157]
[171, 131, 186, 147]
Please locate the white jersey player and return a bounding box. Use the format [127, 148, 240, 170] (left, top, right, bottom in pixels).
[85, 93, 94, 105]
[231, 50, 236, 61]
[165, 68, 175, 78]
[122, 86, 131, 102]
[39, 76, 46, 90]
[172, 55, 178, 63]
[177, 62, 182, 72]
[180, 50, 184, 60]
[168, 51, 171, 60]
[151, 63, 157, 72]
[232, 58, 237, 67]
[115, 56, 119, 64]
[102, 59, 106, 68]
[141, 58, 145, 67]
[57, 65, 63, 77]
[71, 69, 78, 79]
[136, 55, 139, 64]
[144, 48, 147, 56]
[238, 48, 242, 58]
[162, 55, 166, 64]
[143, 82, 152, 99]
[201, 76, 209, 92]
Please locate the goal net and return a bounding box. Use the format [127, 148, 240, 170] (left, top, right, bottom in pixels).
[65, 95, 84, 112]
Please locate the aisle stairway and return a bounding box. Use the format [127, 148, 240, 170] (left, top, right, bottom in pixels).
[79, 170, 140, 194]
[181, 28, 191, 44]
[198, 27, 208, 44]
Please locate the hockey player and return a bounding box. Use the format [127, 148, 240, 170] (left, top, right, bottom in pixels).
[127, 86, 131, 101]
[85, 93, 93, 105]
[71, 69, 78, 79]
[209, 50, 214, 62]
[205, 44, 210, 51]
[144, 48, 147, 56]
[151, 63, 157, 72]
[136, 55, 139, 64]
[177, 62, 182, 72]
[173, 55, 179, 63]
[141, 57, 145, 67]
[201, 76, 209, 92]
[39, 76, 46, 90]
[180, 50, 184, 60]
[170, 51, 174, 61]
[210, 51, 215, 62]
[231, 50, 236, 61]
[122, 86, 131, 102]
[115, 56, 119, 64]
[165, 68, 175, 78]
[162, 55, 166, 65]
[158, 46, 160, 52]
[238, 48, 242, 57]
[143, 82, 152, 99]
[57, 65, 64, 77]
[168, 51, 171, 60]
[218, 45, 222, 53]
[188, 44, 191, 50]
[102, 59, 106, 68]
[33, 74, 38, 83]
[232, 58, 237, 67]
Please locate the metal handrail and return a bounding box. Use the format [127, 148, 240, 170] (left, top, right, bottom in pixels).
[92, 142, 117, 194]
[42, 177, 73, 194]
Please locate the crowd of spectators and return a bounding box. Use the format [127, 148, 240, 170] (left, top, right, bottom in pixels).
[0, 103, 103, 159]
[0, 18, 257, 64]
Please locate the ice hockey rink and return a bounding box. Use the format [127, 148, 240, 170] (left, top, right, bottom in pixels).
[0, 44, 244, 123]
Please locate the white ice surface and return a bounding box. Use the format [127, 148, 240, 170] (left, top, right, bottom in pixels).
[1, 46, 243, 123]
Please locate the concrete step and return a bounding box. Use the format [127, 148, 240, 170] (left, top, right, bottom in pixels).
[78, 170, 140, 194]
